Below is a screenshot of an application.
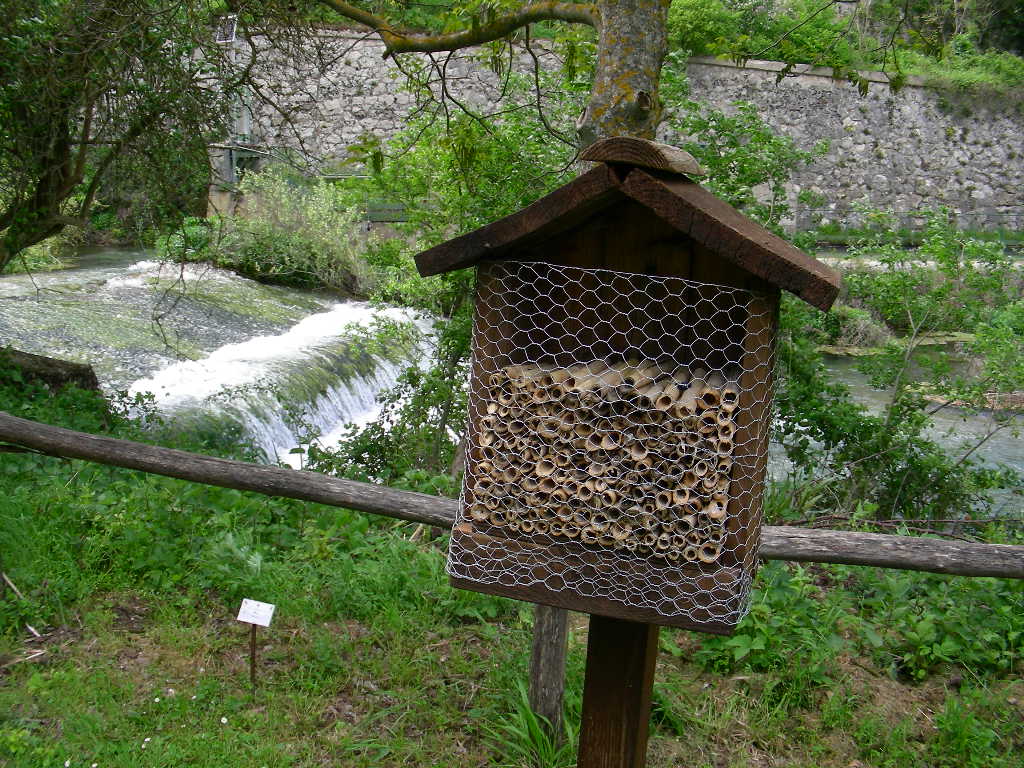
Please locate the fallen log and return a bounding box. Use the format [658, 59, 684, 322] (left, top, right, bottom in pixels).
[1, 348, 101, 392]
[0, 410, 1021, 579]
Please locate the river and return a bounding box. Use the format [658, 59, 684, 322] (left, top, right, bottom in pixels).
[0, 248, 1019, 486]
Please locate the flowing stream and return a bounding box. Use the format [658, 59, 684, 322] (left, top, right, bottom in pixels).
[0, 248, 1019, 488]
[0, 248, 430, 463]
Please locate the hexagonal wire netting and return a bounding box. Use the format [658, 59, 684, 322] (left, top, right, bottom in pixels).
[448, 260, 776, 626]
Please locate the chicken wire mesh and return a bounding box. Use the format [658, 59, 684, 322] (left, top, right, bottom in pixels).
[449, 260, 776, 627]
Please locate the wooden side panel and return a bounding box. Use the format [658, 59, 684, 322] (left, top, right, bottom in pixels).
[727, 288, 779, 573]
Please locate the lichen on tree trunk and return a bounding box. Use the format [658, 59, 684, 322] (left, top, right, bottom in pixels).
[576, 0, 671, 148]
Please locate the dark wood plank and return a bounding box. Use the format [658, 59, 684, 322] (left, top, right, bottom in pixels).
[577, 615, 660, 768]
[2, 411, 1022, 579]
[413, 164, 624, 277]
[449, 525, 743, 634]
[620, 169, 841, 311]
[528, 604, 569, 740]
[580, 137, 706, 177]
[727, 288, 780, 573]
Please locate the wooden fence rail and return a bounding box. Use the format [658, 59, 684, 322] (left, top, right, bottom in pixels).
[1, 410, 1022, 579]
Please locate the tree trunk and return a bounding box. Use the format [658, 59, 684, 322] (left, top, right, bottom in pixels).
[576, 0, 671, 147]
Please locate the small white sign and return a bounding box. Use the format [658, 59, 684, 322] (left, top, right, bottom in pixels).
[236, 599, 275, 627]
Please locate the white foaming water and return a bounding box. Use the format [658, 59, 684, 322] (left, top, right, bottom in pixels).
[130, 302, 432, 462]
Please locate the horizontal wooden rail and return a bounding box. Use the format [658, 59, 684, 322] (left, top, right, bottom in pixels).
[1, 411, 1021, 579]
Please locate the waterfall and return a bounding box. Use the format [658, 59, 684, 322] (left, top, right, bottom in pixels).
[129, 302, 432, 463]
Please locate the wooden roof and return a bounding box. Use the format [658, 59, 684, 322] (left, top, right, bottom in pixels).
[414, 146, 840, 312]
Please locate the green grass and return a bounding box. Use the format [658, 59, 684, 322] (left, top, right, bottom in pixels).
[1, 361, 1022, 766]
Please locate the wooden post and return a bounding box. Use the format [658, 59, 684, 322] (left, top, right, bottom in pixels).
[577, 615, 660, 768]
[528, 604, 569, 740]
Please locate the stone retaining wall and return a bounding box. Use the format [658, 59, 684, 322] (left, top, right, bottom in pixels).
[232, 33, 1024, 230]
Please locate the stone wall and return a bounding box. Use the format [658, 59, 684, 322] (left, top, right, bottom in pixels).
[684, 57, 1024, 230]
[232, 33, 1024, 230]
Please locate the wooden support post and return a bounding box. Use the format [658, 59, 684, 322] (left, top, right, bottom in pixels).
[528, 604, 569, 741]
[577, 615, 660, 768]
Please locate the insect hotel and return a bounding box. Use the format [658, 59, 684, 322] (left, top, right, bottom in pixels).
[415, 138, 840, 635]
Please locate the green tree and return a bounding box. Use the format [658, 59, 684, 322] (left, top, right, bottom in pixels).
[0, 0, 239, 272]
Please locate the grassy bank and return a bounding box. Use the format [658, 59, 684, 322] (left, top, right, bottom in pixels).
[1, 369, 1022, 767]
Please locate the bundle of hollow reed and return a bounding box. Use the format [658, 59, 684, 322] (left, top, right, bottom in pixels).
[466, 360, 742, 566]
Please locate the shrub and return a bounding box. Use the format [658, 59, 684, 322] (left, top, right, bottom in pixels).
[163, 166, 372, 295]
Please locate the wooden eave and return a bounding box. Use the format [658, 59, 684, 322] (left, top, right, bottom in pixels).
[414, 164, 841, 312]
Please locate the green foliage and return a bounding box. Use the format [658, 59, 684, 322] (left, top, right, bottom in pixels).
[660, 67, 827, 230]
[162, 167, 372, 295]
[486, 680, 579, 768]
[0, 0, 232, 269]
[667, 0, 1024, 96]
[669, 0, 863, 69]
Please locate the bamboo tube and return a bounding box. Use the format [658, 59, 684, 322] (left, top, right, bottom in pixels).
[672, 488, 691, 506]
[520, 519, 536, 534]
[671, 400, 696, 422]
[683, 546, 699, 562]
[599, 431, 621, 451]
[641, 532, 658, 548]
[698, 543, 722, 564]
[696, 386, 722, 411]
[569, 510, 590, 529]
[656, 533, 672, 552]
[701, 473, 720, 493]
[580, 528, 598, 545]
[637, 511, 658, 531]
[622, 438, 647, 462]
[553, 504, 573, 522]
[684, 430, 701, 447]
[720, 383, 740, 412]
[704, 500, 726, 520]
[693, 460, 710, 478]
[550, 488, 569, 504]
[717, 455, 733, 473]
[537, 475, 557, 494]
[597, 533, 616, 548]
[666, 549, 682, 563]
[599, 488, 620, 508]
[717, 438, 734, 456]
[676, 514, 696, 533]
[521, 475, 539, 493]
[548, 521, 563, 537]
[574, 420, 595, 439]
[589, 511, 611, 533]
[585, 477, 608, 494]
[535, 519, 552, 535]
[609, 520, 633, 542]
[681, 470, 699, 489]
[468, 504, 490, 522]
[535, 458, 556, 477]
[712, 491, 729, 507]
[654, 490, 673, 511]
[487, 510, 507, 527]
[562, 524, 580, 539]
[586, 461, 607, 478]
[714, 475, 730, 493]
[651, 385, 680, 412]
[577, 483, 595, 503]
[484, 496, 501, 512]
